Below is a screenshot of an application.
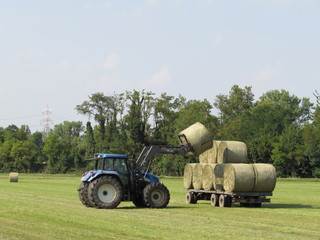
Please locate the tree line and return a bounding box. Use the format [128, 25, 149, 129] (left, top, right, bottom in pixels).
[0, 86, 319, 178]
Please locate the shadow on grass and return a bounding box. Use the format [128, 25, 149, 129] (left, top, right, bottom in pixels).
[263, 203, 319, 209]
[117, 205, 193, 210]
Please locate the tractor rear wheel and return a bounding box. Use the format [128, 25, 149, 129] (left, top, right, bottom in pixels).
[88, 176, 123, 209]
[78, 182, 94, 207]
[143, 183, 170, 208]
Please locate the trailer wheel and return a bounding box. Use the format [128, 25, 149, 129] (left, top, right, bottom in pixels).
[88, 176, 123, 209]
[143, 183, 170, 208]
[219, 195, 232, 207]
[78, 182, 94, 207]
[210, 194, 219, 207]
[186, 192, 197, 204]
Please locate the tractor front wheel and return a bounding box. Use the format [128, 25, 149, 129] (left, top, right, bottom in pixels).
[88, 176, 123, 209]
[143, 183, 170, 208]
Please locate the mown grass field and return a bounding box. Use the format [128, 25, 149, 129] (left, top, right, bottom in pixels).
[0, 174, 319, 240]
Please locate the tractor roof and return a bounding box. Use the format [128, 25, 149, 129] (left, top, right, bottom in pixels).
[94, 153, 128, 159]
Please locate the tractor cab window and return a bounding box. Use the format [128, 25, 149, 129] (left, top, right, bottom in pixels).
[95, 158, 128, 172]
[114, 159, 128, 172]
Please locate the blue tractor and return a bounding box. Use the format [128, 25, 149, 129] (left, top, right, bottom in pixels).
[78, 141, 193, 209]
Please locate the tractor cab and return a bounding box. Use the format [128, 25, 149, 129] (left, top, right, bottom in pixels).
[81, 153, 130, 186]
[93, 153, 128, 172]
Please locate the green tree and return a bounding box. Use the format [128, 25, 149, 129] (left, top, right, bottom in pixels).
[43, 133, 65, 173]
[271, 125, 305, 177]
[10, 141, 37, 172]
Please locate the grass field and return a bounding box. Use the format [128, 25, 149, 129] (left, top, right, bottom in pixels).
[0, 174, 319, 240]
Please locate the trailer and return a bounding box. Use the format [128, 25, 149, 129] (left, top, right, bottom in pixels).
[186, 189, 272, 208]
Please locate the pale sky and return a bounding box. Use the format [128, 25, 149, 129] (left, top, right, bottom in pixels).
[0, 0, 319, 132]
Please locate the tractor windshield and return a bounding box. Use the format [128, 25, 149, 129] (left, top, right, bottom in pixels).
[95, 158, 128, 172]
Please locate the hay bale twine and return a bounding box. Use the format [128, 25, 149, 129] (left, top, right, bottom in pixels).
[179, 122, 213, 157]
[217, 141, 247, 164]
[213, 164, 226, 191]
[202, 164, 216, 190]
[192, 163, 206, 190]
[223, 164, 255, 192]
[9, 172, 19, 182]
[183, 163, 197, 189]
[199, 151, 208, 164]
[252, 164, 277, 192]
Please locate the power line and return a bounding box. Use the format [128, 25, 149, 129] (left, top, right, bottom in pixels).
[0, 114, 42, 121]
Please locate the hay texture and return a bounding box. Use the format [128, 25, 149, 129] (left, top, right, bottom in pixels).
[183, 163, 196, 189]
[217, 141, 247, 164]
[202, 164, 216, 190]
[179, 122, 213, 157]
[199, 141, 220, 164]
[223, 164, 255, 192]
[213, 164, 226, 191]
[252, 164, 277, 192]
[192, 163, 206, 190]
[199, 151, 208, 164]
[9, 172, 19, 182]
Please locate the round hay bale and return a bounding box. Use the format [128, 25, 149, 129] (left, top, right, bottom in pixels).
[202, 164, 216, 190]
[252, 164, 277, 192]
[192, 163, 207, 190]
[213, 164, 226, 191]
[223, 164, 255, 192]
[207, 141, 221, 164]
[199, 151, 208, 164]
[179, 122, 213, 157]
[183, 163, 196, 189]
[217, 141, 247, 164]
[9, 172, 19, 182]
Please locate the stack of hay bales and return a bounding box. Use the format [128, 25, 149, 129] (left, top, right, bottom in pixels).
[183, 139, 277, 193]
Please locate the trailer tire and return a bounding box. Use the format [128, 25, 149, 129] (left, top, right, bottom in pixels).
[210, 194, 219, 207]
[186, 192, 197, 204]
[143, 183, 170, 208]
[78, 182, 94, 207]
[88, 176, 123, 209]
[219, 194, 232, 207]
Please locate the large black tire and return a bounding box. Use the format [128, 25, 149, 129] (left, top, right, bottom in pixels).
[186, 192, 197, 204]
[78, 182, 95, 207]
[143, 183, 170, 208]
[132, 193, 147, 208]
[88, 176, 123, 209]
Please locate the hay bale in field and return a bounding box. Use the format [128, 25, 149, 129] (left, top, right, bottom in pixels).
[9, 172, 19, 182]
[192, 163, 207, 190]
[217, 141, 247, 164]
[213, 164, 226, 191]
[223, 164, 255, 192]
[183, 163, 197, 189]
[202, 164, 216, 190]
[252, 164, 277, 192]
[179, 122, 213, 157]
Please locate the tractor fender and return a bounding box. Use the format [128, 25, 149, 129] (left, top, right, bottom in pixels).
[143, 172, 160, 183]
[81, 170, 122, 183]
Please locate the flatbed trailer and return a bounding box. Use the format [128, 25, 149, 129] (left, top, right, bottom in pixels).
[186, 189, 272, 208]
